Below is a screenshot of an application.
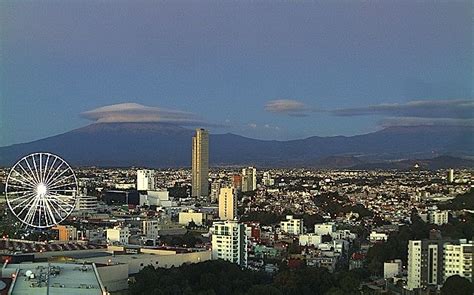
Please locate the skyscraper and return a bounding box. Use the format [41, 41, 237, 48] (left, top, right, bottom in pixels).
[218, 187, 237, 220]
[192, 128, 209, 198]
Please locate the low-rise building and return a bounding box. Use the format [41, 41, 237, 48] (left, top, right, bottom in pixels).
[106, 226, 130, 245]
[280, 215, 303, 235]
[179, 210, 209, 226]
[384, 259, 402, 279]
[314, 223, 336, 236]
[299, 234, 322, 247]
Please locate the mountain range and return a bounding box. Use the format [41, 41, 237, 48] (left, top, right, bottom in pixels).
[0, 123, 473, 169]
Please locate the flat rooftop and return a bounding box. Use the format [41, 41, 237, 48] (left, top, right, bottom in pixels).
[4, 262, 104, 295]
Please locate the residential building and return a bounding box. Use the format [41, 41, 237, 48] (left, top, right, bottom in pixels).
[139, 190, 172, 207]
[407, 239, 446, 290]
[178, 210, 209, 226]
[280, 215, 303, 235]
[210, 181, 221, 203]
[211, 220, 247, 267]
[262, 171, 274, 186]
[314, 223, 336, 236]
[369, 231, 388, 242]
[218, 187, 237, 220]
[241, 167, 257, 192]
[232, 175, 242, 190]
[299, 234, 322, 247]
[428, 210, 449, 225]
[106, 226, 130, 245]
[448, 169, 454, 183]
[384, 259, 402, 279]
[53, 225, 78, 241]
[443, 240, 473, 282]
[142, 220, 160, 239]
[75, 195, 98, 212]
[137, 169, 155, 191]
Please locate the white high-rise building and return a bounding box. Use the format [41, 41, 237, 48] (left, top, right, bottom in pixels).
[137, 169, 155, 191]
[443, 241, 473, 282]
[407, 240, 446, 290]
[241, 167, 257, 192]
[280, 215, 303, 235]
[407, 240, 423, 290]
[211, 220, 247, 267]
[448, 169, 454, 183]
[218, 187, 237, 220]
[192, 129, 209, 198]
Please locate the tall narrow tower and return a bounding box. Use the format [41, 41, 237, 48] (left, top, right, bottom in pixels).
[192, 128, 209, 198]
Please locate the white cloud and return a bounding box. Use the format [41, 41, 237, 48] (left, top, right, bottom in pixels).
[81, 102, 206, 125]
[332, 99, 473, 118]
[264, 99, 310, 116]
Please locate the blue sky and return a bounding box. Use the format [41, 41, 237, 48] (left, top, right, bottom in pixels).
[0, 1, 472, 146]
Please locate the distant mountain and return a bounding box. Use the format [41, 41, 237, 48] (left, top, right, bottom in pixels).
[351, 155, 474, 170]
[0, 123, 472, 168]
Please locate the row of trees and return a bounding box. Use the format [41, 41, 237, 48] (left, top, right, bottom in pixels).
[129, 260, 366, 295]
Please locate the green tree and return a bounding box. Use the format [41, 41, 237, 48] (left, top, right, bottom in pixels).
[441, 275, 474, 295]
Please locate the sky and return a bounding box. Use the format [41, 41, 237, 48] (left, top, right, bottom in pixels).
[0, 0, 472, 146]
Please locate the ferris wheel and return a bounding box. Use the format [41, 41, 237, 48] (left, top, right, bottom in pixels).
[5, 152, 78, 229]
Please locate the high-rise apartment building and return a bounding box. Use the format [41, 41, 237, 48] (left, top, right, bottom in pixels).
[210, 181, 221, 203]
[232, 175, 242, 190]
[192, 129, 209, 198]
[407, 239, 446, 290]
[218, 187, 237, 220]
[443, 241, 473, 283]
[211, 220, 247, 267]
[241, 167, 257, 192]
[405, 238, 474, 291]
[137, 169, 155, 191]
